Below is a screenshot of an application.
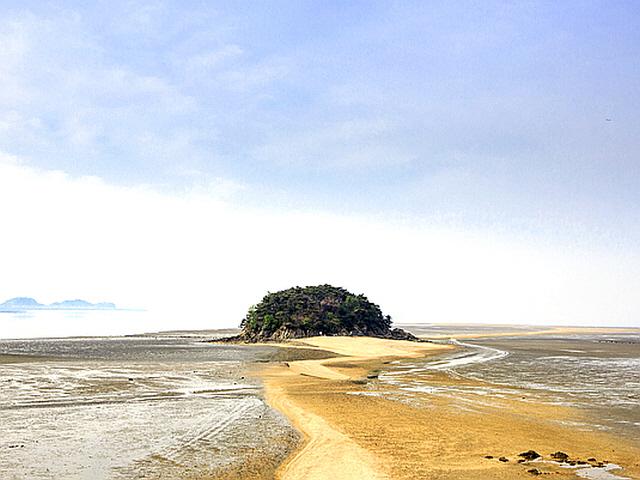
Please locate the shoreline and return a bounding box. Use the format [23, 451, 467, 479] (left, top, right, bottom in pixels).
[258, 332, 640, 480]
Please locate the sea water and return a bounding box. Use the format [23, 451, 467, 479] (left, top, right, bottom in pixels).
[0, 308, 181, 339]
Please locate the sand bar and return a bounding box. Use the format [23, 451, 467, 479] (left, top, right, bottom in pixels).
[260, 333, 640, 480]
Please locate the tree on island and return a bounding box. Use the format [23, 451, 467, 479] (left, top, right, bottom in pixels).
[236, 284, 416, 342]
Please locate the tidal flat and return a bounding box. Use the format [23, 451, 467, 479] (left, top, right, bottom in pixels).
[1, 327, 639, 480]
[381, 329, 640, 442]
[0, 336, 320, 479]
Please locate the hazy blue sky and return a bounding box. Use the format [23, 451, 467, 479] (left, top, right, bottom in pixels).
[1, 1, 639, 331]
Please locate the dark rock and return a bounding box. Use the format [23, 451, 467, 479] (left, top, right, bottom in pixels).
[499, 456, 509, 462]
[550, 451, 569, 462]
[519, 450, 541, 461]
[587, 458, 597, 462]
[527, 468, 542, 476]
[387, 327, 420, 341]
[484, 455, 494, 459]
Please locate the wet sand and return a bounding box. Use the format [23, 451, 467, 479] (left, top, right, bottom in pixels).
[0, 337, 301, 480]
[261, 333, 640, 480]
[3, 330, 638, 478]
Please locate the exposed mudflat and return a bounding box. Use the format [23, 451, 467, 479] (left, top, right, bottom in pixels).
[0, 336, 300, 479]
[2, 328, 638, 479]
[381, 331, 640, 442]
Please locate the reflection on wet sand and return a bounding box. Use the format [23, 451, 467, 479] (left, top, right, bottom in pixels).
[0, 337, 298, 479]
[380, 332, 640, 441]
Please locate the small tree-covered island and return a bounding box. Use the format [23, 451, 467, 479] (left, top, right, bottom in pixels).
[234, 284, 417, 342]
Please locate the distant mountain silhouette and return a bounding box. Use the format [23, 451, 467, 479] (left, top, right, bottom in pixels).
[0, 297, 44, 308]
[0, 297, 117, 311]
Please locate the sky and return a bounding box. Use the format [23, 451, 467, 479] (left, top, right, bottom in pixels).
[1, 1, 639, 332]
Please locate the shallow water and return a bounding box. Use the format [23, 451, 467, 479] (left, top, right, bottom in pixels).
[464, 334, 640, 440]
[379, 331, 640, 441]
[0, 337, 298, 479]
[371, 331, 639, 479]
[0, 309, 159, 340]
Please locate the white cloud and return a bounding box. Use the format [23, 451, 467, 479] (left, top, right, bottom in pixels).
[1, 158, 638, 335]
[0, 8, 294, 184]
[185, 44, 244, 71]
[0, 16, 36, 106]
[0, 151, 20, 165]
[254, 118, 415, 169]
[218, 56, 292, 92]
[118, 2, 168, 33]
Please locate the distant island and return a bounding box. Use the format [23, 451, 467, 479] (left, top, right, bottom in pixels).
[233, 284, 416, 342]
[0, 297, 117, 312]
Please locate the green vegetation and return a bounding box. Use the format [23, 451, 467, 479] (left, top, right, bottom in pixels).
[238, 284, 415, 342]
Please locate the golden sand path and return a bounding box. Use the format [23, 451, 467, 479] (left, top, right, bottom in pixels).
[262, 337, 452, 480]
[260, 332, 640, 480]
